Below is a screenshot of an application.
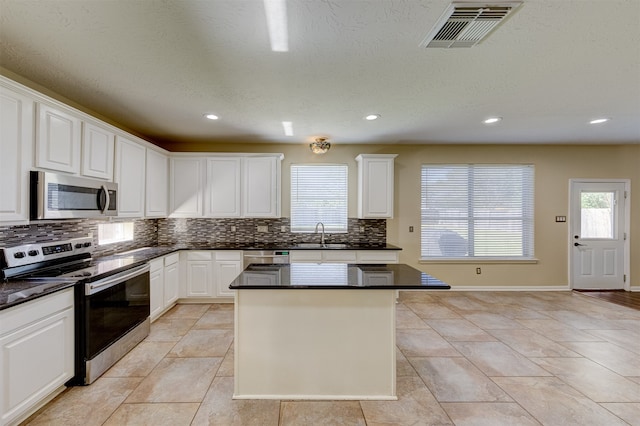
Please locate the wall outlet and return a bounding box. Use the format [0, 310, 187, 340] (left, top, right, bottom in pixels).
[281, 226, 287, 232]
[409, 226, 414, 232]
[231, 226, 236, 232]
[476, 267, 482, 274]
[257, 225, 268, 233]
[359, 226, 365, 232]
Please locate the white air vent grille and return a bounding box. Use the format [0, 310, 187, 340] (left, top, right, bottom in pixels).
[422, 2, 522, 48]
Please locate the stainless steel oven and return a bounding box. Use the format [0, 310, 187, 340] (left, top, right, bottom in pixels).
[77, 264, 150, 384]
[30, 171, 117, 219]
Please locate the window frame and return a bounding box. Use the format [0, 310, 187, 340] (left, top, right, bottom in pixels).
[420, 163, 535, 261]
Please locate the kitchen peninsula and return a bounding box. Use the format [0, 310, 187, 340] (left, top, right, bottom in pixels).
[229, 263, 449, 400]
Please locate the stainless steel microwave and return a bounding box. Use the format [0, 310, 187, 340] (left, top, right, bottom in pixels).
[30, 171, 118, 219]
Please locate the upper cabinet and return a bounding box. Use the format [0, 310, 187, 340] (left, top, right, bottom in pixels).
[115, 136, 146, 217]
[0, 81, 34, 223]
[81, 120, 114, 180]
[356, 154, 397, 219]
[242, 156, 281, 218]
[146, 149, 169, 218]
[35, 102, 81, 174]
[172, 154, 283, 218]
[170, 157, 205, 217]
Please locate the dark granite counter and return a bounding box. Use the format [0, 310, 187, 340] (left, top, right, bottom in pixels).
[229, 263, 449, 290]
[0, 279, 77, 311]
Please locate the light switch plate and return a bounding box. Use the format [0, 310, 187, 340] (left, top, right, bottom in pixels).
[555, 216, 567, 222]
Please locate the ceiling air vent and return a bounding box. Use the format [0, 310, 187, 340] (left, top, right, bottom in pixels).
[421, 2, 522, 48]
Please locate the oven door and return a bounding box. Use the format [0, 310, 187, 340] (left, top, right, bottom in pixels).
[83, 264, 150, 360]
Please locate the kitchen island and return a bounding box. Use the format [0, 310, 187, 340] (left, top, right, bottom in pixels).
[229, 263, 449, 400]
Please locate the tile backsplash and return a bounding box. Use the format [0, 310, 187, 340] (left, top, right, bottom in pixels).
[0, 217, 386, 256]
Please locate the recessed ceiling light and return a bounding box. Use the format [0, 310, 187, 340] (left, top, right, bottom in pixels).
[204, 113, 219, 120]
[483, 117, 502, 124]
[282, 121, 293, 136]
[589, 118, 610, 124]
[364, 114, 381, 121]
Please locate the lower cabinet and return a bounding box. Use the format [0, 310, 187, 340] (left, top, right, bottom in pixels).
[150, 252, 180, 321]
[0, 288, 74, 426]
[180, 251, 241, 300]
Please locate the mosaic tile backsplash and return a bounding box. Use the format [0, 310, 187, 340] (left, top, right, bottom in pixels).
[0, 217, 386, 256]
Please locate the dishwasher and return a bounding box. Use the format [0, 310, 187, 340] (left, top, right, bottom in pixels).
[243, 250, 290, 269]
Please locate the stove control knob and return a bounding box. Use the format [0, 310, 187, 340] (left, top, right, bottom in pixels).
[28, 250, 39, 256]
[14, 252, 26, 259]
[83, 242, 92, 247]
[75, 243, 83, 249]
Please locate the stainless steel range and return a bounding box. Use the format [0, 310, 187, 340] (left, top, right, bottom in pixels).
[1, 237, 150, 385]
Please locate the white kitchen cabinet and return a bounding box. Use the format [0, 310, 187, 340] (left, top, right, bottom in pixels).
[149, 258, 165, 321]
[170, 157, 205, 217]
[115, 135, 146, 217]
[0, 81, 33, 223]
[81, 120, 114, 180]
[205, 157, 241, 217]
[356, 154, 397, 219]
[242, 156, 281, 217]
[184, 251, 215, 297]
[0, 288, 74, 426]
[146, 149, 169, 217]
[214, 251, 242, 297]
[164, 253, 180, 306]
[35, 102, 82, 174]
[149, 253, 180, 321]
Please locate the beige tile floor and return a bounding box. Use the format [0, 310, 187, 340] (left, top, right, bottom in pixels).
[25, 291, 640, 425]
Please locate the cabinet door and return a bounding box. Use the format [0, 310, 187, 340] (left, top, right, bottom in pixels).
[115, 136, 146, 217]
[0, 85, 33, 222]
[149, 259, 164, 321]
[215, 260, 241, 297]
[205, 157, 241, 217]
[186, 261, 214, 297]
[81, 121, 114, 180]
[0, 289, 74, 425]
[242, 156, 280, 217]
[164, 260, 180, 306]
[146, 149, 168, 217]
[356, 154, 396, 219]
[170, 157, 204, 217]
[35, 102, 81, 174]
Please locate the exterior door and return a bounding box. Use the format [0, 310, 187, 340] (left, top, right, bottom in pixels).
[570, 181, 627, 290]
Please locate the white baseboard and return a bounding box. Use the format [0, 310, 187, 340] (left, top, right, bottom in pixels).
[402, 285, 570, 292]
[629, 286, 640, 292]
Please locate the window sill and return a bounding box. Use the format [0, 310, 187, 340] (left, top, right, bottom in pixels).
[420, 258, 539, 265]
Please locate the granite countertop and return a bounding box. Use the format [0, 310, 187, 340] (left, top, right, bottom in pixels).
[229, 263, 450, 290]
[1, 243, 403, 311]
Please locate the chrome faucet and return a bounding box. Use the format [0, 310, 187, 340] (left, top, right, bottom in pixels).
[315, 222, 326, 247]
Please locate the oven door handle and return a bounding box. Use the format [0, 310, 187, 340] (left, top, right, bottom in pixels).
[85, 264, 150, 295]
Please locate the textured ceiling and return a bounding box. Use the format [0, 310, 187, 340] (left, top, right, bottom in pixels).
[1, 0, 639, 148]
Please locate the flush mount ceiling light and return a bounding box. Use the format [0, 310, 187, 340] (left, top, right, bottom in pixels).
[483, 117, 502, 124]
[590, 118, 610, 124]
[203, 113, 219, 120]
[364, 114, 381, 121]
[309, 137, 331, 154]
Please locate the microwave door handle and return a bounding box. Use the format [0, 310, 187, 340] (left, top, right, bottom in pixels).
[98, 185, 109, 213]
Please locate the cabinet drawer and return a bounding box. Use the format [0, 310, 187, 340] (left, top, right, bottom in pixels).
[356, 251, 399, 263]
[215, 251, 242, 261]
[164, 252, 180, 266]
[323, 250, 357, 262]
[290, 250, 322, 262]
[186, 251, 213, 261]
[149, 258, 164, 272]
[1, 288, 74, 335]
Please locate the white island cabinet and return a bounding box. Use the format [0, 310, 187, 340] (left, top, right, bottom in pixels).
[0, 288, 75, 426]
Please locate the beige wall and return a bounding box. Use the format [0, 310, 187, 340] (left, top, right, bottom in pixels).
[165, 141, 639, 289]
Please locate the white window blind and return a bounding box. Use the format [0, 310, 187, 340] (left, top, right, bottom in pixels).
[291, 164, 348, 233]
[421, 164, 534, 259]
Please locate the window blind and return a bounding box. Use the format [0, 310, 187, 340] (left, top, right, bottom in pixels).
[421, 164, 534, 259]
[291, 164, 348, 233]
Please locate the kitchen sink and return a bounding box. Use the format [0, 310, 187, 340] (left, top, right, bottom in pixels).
[294, 243, 349, 249]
